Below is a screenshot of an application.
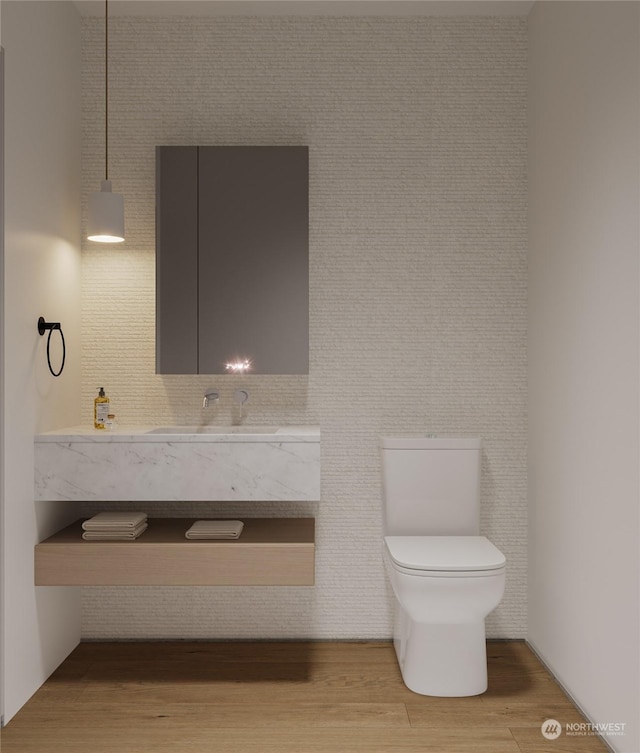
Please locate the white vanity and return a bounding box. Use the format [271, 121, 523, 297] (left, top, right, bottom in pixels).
[34, 426, 320, 587]
[35, 425, 320, 502]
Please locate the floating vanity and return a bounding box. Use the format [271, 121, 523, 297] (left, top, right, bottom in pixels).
[35, 517, 315, 586]
[34, 425, 319, 587]
[35, 425, 321, 502]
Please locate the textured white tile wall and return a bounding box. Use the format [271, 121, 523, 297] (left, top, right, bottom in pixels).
[80, 16, 527, 639]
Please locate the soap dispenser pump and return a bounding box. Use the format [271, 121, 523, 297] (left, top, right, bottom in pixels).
[94, 387, 110, 429]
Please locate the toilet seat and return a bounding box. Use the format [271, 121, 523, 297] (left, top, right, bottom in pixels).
[384, 536, 505, 575]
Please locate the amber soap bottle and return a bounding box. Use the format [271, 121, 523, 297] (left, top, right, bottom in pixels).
[94, 387, 110, 429]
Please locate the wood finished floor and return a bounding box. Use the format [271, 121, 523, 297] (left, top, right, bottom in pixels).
[1, 641, 609, 753]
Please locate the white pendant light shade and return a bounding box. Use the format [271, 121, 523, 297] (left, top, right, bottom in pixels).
[87, 179, 124, 243]
[87, 0, 125, 244]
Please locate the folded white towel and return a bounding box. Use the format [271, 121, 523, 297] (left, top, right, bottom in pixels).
[82, 512, 148, 531]
[185, 520, 244, 540]
[82, 522, 148, 541]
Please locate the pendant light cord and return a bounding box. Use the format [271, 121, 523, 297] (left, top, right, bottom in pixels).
[105, 0, 109, 181]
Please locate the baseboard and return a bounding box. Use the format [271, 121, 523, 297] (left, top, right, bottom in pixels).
[79, 637, 396, 643]
[526, 639, 616, 753]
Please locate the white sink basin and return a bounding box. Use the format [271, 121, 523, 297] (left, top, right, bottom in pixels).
[145, 426, 319, 438]
[146, 425, 283, 435]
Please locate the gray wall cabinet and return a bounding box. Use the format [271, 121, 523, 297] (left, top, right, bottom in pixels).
[156, 146, 309, 375]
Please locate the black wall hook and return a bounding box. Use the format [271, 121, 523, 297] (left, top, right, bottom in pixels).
[37, 317, 66, 377]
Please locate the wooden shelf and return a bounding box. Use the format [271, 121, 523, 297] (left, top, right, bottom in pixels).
[35, 518, 315, 586]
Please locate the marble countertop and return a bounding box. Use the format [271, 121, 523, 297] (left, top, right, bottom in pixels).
[35, 425, 321, 443]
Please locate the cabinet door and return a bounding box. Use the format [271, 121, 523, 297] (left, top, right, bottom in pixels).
[155, 146, 198, 374]
[198, 146, 309, 375]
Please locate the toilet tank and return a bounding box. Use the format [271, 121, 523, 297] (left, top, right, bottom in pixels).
[380, 437, 482, 536]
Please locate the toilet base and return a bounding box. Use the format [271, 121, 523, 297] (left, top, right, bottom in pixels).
[394, 606, 488, 697]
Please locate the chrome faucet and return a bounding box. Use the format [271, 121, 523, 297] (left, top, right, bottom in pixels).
[203, 389, 220, 408]
[233, 388, 249, 423]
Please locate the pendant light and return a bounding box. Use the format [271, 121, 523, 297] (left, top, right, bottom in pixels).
[87, 0, 124, 243]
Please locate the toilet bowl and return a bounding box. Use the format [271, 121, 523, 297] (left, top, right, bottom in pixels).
[383, 535, 505, 696]
[380, 437, 506, 697]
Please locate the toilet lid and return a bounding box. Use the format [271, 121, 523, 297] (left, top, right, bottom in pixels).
[384, 536, 506, 572]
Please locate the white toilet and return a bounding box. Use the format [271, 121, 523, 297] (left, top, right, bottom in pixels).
[381, 436, 506, 697]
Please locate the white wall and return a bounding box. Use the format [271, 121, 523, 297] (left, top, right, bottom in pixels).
[79, 15, 528, 640]
[528, 3, 639, 752]
[1, 0, 82, 724]
[0, 4, 5, 725]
